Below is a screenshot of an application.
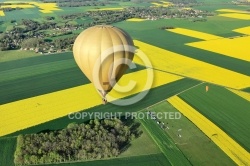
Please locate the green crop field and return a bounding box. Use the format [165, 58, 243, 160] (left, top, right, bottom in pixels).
[0, 50, 39, 62]
[0, 9, 42, 21]
[120, 125, 161, 157]
[147, 101, 236, 165]
[34, 153, 170, 166]
[0, 137, 16, 166]
[194, 0, 250, 11]
[242, 87, 250, 93]
[139, 113, 191, 165]
[179, 84, 250, 152]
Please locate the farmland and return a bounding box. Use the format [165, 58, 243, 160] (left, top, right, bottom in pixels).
[33, 153, 170, 166]
[139, 115, 191, 166]
[0, 137, 16, 166]
[167, 27, 250, 62]
[216, 9, 250, 14]
[178, 84, 250, 152]
[146, 101, 236, 165]
[126, 18, 146, 22]
[0, 10, 4, 16]
[0, 0, 250, 165]
[2, 78, 200, 138]
[186, 36, 250, 62]
[0, 2, 61, 16]
[233, 26, 250, 35]
[133, 40, 250, 89]
[114, 17, 250, 78]
[218, 13, 250, 20]
[0, 68, 183, 136]
[168, 95, 250, 165]
[0, 50, 38, 62]
[166, 28, 222, 40]
[228, 89, 250, 102]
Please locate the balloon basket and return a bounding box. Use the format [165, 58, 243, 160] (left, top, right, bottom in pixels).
[102, 99, 107, 105]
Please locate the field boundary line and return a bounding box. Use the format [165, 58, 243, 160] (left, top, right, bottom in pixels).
[174, 82, 204, 96]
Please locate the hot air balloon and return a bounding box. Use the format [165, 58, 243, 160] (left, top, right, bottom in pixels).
[73, 25, 135, 104]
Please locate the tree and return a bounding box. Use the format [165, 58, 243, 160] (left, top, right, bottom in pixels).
[14, 118, 142, 165]
[21, 38, 43, 48]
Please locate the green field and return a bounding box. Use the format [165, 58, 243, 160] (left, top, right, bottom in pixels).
[139, 115, 191, 165]
[179, 84, 250, 152]
[0, 50, 39, 62]
[0, 137, 16, 166]
[0, 9, 42, 22]
[120, 125, 161, 157]
[34, 153, 169, 166]
[148, 101, 236, 165]
[194, 0, 250, 11]
[242, 87, 250, 93]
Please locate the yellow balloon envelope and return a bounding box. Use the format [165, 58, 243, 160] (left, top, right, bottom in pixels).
[73, 25, 135, 99]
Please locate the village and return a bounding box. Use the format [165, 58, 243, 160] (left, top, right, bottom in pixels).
[0, 5, 212, 54]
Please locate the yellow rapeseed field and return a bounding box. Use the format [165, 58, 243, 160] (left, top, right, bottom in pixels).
[34, 3, 61, 13]
[167, 96, 250, 165]
[167, 27, 250, 62]
[228, 89, 250, 102]
[0, 69, 182, 137]
[126, 18, 146, 22]
[39, 10, 53, 13]
[0, 10, 4, 16]
[182, 7, 192, 10]
[133, 40, 250, 89]
[160, 1, 172, 4]
[216, 9, 250, 14]
[151, 2, 171, 7]
[186, 36, 250, 62]
[0, 4, 34, 9]
[0, 2, 61, 14]
[166, 28, 222, 40]
[233, 26, 250, 35]
[218, 13, 250, 20]
[108, 68, 182, 99]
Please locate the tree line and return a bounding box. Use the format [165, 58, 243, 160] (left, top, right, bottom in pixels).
[39, 0, 108, 7]
[169, 0, 197, 4]
[14, 118, 142, 165]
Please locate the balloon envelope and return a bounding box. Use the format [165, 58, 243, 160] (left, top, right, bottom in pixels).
[73, 25, 135, 97]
